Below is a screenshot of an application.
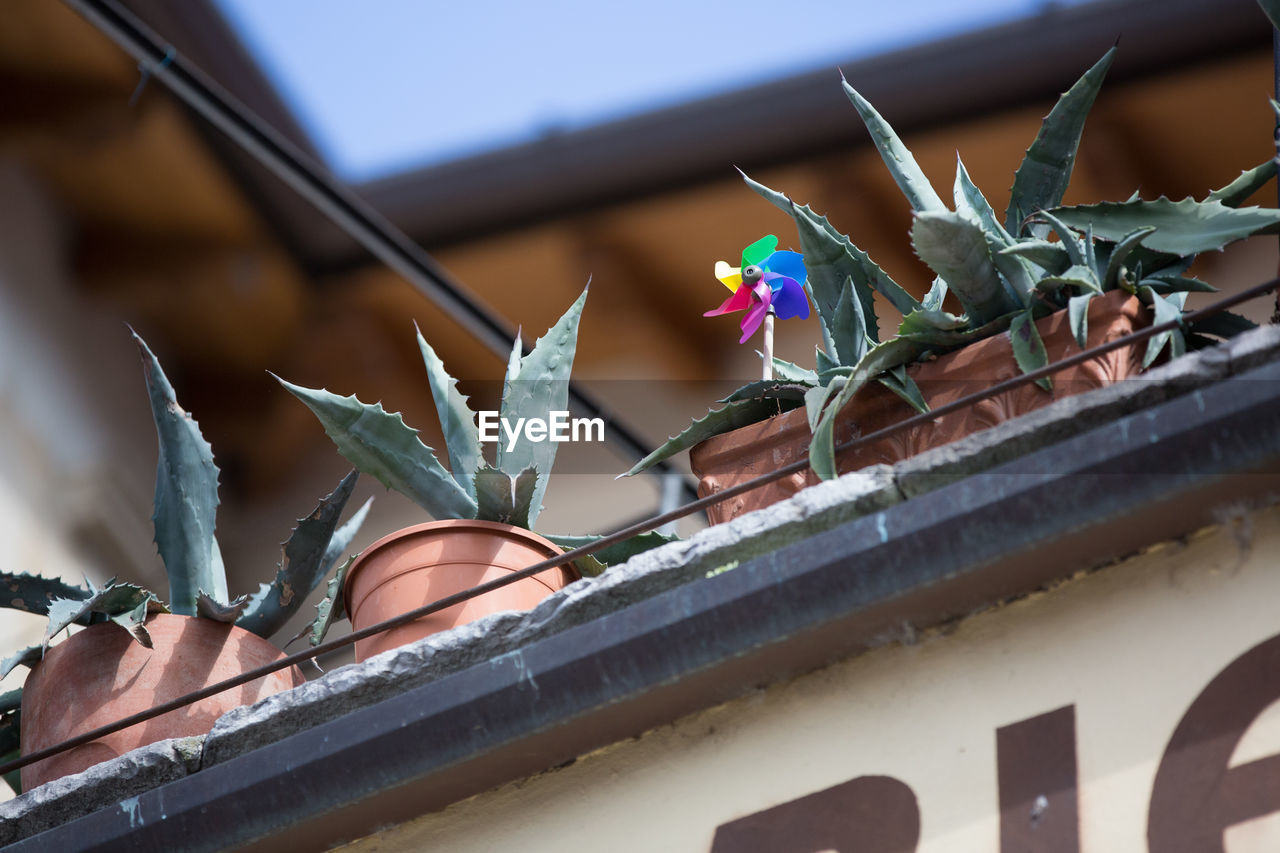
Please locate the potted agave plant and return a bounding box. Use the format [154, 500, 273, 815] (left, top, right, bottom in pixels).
[622, 46, 1276, 524]
[279, 287, 669, 662]
[0, 331, 369, 793]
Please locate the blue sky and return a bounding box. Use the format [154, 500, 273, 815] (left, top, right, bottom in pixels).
[214, 0, 1089, 183]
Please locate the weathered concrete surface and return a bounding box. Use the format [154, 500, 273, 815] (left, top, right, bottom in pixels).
[200, 463, 904, 767]
[0, 736, 202, 846]
[6, 323, 1280, 845]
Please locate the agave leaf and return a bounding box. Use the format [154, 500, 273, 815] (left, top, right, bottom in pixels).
[474, 465, 539, 528]
[1010, 309, 1052, 391]
[1139, 275, 1216, 295]
[0, 646, 41, 680]
[899, 308, 969, 334]
[196, 592, 249, 622]
[999, 240, 1072, 275]
[544, 530, 678, 573]
[769, 356, 819, 384]
[815, 345, 840, 375]
[876, 365, 929, 415]
[744, 173, 902, 345]
[896, 309, 1020, 349]
[110, 599, 157, 645]
[1068, 292, 1098, 349]
[1035, 209, 1088, 268]
[1006, 47, 1116, 235]
[0, 572, 90, 617]
[1048, 197, 1280, 255]
[1035, 264, 1100, 294]
[1207, 159, 1278, 208]
[1191, 310, 1258, 340]
[805, 378, 845, 432]
[44, 582, 165, 649]
[236, 471, 366, 639]
[416, 326, 483, 499]
[133, 330, 226, 614]
[955, 156, 1034, 304]
[496, 288, 587, 527]
[911, 211, 1015, 325]
[501, 327, 523, 416]
[298, 554, 355, 648]
[277, 379, 477, 520]
[810, 337, 926, 480]
[1101, 226, 1157, 290]
[619, 397, 792, 478]
[830, 275, 869, 365]
[1140, 287, 1189, 368]
[719, 380, 814, 404]
[921, 277, 949, 312]
[842, 79, 947, 214]
[745, 169, 920, 320]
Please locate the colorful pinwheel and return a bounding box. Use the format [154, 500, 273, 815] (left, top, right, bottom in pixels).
[705, 235, 809, 344]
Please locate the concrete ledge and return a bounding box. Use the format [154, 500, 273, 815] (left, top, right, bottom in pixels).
[0, 737, 202, 846]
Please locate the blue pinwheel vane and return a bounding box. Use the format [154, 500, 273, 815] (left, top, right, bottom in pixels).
[705, 235, 809, 378]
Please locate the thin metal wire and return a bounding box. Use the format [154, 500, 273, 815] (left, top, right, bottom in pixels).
[4, 278, 1276, 780]
[61, 0, 697, 500]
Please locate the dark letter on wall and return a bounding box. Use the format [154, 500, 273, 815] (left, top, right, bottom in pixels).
[1149, 633, 1280, 852]
[997, 705, 1080, 853]
[710, 775, 920, 853]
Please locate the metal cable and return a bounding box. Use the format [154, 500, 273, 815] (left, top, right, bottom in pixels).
[4, 278, 1276, 779]
[61, 0, 698, 499]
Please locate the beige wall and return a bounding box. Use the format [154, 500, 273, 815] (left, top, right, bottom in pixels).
[344, 504, 1280, 852]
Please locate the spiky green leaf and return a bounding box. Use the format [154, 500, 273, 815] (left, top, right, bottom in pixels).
[1139, 275, 1216, 294]
[1006, 47, 1116, 234]
[416, 326, 483, 498]
[298, 554, 355, 648]
[876, 365, 929, 415]
[44, 582, 165, 648]
[1207, 159, 1278, 207]
[1068, 292, 1097, 349]
[809, 337, 926, 480]
[0, 572, 89, 617]
[921, 277, 949, 312]
[1010, 309, 1052, 391]
[237, 470, 367, 639]
[1035, 264, 1101, 294]
[277, 378, 477, 520]
[955, 156, 1034, 303]
[619, 397, 793, 478]
[719, 380, 814, 404]
[769, 357, 819, 384]
[474, 465, 539, 528]
[999, 241, 1072, 275]
[842, 79, 947, 214]
[496, 288, 587, 526]
[1035, 209, 1088, 267]
[133, 330, 226, 614]
[544, 530, 679, 572]
[0, 646, 42, 680]
[911, 211, 1016, 325]
[1140, 287, 1189, 368]
[1191, 310, 1258, 340]
[744, 173, 907, 342]
[1049, 197, 1280, 255]
[1101, 226, 1157, 290]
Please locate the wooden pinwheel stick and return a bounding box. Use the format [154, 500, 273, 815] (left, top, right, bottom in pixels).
[761, 307, 776, 380]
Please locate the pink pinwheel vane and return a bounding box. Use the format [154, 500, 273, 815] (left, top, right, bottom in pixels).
[705, 235, 809, 345]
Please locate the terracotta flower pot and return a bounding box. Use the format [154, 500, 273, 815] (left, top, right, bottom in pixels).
[19, 614, 304, 790]
[691, 290, 1150, 525]
[343, 519, 577, 662]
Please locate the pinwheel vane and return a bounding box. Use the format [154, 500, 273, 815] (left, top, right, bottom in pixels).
[705, 235, 809, 378]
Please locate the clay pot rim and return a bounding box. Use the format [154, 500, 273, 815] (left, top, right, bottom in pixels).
[344, 518, 568, 604]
